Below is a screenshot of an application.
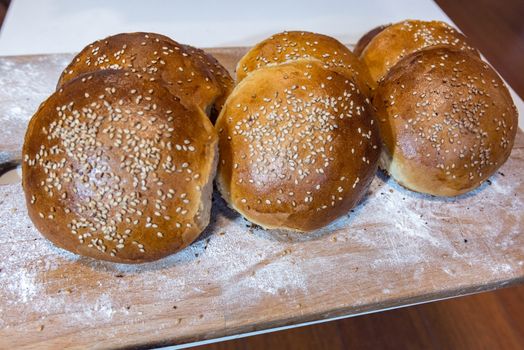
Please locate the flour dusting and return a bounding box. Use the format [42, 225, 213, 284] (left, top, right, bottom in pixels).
[0, 54, 73, 151]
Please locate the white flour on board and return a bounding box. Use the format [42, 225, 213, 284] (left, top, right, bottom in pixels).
[1, 164, 522, 329]
[0, 55, 73, 150]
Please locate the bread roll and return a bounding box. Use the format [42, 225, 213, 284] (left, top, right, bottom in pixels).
[236, 31, 374, 95]
[58, 32, 232, 117]
[216, 60, 380, 231]
[373, 48, 518, 196]
[23, 70, 218, 263]
[360, 20, 479, 82]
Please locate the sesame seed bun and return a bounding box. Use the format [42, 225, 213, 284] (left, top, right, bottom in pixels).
[236, 31, 375, 96]
[373, 47, 518, 196]
[23, 70, 218, 263]
[359, 20, 479, 82]
[216, 60, 380, 232]
[57, 32, 232, 118]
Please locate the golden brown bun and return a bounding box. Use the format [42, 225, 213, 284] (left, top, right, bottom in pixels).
[57, 32, 225, 116]
[360, 20, 479, 82]
[183, 44, 234, 121]
[23, 70, 218, 263]
[373, 48, 518, 196]
[217, 60, 380, 231]
[353, 25, 388, 57]
[236, 31, 375, 96]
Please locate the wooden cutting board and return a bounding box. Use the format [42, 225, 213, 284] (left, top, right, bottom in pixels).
[0, 48, 523, 350]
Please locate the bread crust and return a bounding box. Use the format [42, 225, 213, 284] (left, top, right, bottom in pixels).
[360, 20, 479, 82]
[373, 48, 518, 196]
[353, 25, 388, 57]
[217, 60, 380, 231]
[236, 31, 375, 96]
[23, 70, 218, 263]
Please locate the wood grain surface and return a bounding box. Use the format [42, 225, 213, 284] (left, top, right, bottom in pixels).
[0, 48, 523, 350]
